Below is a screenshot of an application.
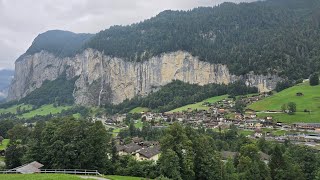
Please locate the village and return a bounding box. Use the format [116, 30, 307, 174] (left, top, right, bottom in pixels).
[94, 92, 320, 162]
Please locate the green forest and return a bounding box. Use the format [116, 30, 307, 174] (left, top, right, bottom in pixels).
[85, 0, 320, 80]
[21, 30, 93, 60]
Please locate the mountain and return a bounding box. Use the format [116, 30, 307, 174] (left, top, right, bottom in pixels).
[0, 69, 14, 101]
[7, 0, 320, 106]
[19, 30, 94, 60]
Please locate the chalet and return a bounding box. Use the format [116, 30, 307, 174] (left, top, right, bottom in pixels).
[259, 152, 270, 164]
[116, 143, 142, 155]
[265, 116, 273, 121]
[135, 146, 161, 161]
[8, 161, 44, 174]
[220, 151, 237, 162]
[221, 151, 270, 164]
[293, 123, 320, 130]
[304, 134, 320, 142]
[132, 137, 144, 144]
[113, 114, 126, 123]
[254, 129, 263, 138]
[218, 108, 226, 114]
[245, 120, 259, 129]
[141, 141, 159, 147]
[245, 109, 256, 114]
[234, 113, 243, 120]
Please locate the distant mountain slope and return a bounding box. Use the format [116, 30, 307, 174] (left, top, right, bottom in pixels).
[19, 30, 93, 60]
[0, 69, 14, 100]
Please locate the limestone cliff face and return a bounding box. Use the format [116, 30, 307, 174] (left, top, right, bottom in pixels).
[8, 49, 282, 105]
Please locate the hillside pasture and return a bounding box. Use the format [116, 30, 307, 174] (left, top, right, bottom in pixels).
[19, 104, 72, 119]
[249, 83, 320, 123]
[168, 95, 228, 113]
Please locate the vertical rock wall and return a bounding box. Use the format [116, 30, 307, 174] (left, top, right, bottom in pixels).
[8, 49, 282, 105]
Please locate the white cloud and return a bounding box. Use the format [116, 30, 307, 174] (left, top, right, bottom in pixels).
[0, 0, 255, 69]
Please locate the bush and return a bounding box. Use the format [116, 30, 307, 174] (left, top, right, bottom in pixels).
[310, 73, 319, 86]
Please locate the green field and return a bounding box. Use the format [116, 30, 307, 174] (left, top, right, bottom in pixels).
[106, 175, 147, 180]
[249, 83, 320, 123]
[19, 104, 72, 119]
[129, 107, 149, 113]
[169, 95, 229, 113]
[134, 119, 143, 129]
[239, 130, 254, 136]
[0, 174, 95, 180]
[112, 128, 121, 137]
[0, 139, 9, 150]
[73, 113, 82, 119]
[0, 104, 32, 114]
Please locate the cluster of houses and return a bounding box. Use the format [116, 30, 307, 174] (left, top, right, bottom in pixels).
[116, 137, 161, 161]
[97, 92, 320, 150]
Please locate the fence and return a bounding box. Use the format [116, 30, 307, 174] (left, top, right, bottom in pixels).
[0, 169, 101, 176]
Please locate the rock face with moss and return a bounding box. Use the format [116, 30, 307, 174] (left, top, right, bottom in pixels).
[8, 49, 281, 106]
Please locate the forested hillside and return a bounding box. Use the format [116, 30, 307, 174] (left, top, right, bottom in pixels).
[20, 30, 93, 60]
[105, 80, 257, 114]
[85, 0, 320, 80]
[22, 0, 320, 81]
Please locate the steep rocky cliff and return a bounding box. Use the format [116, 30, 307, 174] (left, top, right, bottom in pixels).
[8, 49, 281, 106]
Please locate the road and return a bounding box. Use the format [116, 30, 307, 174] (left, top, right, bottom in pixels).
[79, 176, 109, 180]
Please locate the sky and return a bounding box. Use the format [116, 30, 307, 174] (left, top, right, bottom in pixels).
[0, 0, 254, 70]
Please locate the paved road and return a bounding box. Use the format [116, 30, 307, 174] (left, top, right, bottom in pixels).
[79, 176, 109, 180]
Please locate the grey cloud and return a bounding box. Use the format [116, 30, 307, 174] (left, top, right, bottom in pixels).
[0, 0, 254, 69]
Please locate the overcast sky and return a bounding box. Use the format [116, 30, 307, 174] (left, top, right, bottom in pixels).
[0, 0, 254, 70]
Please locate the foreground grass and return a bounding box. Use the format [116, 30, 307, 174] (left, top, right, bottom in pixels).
[0, 174, 95, 180]
[249, 83, 320, 123]
[19, 104, 72, 119]
[0, 139, 9, 150]
[129, 107, 149, 113]
[169, 95, 228, 113]
[106, 175, 147, 180]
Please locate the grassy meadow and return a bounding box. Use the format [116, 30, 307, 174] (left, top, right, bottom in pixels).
[249, 82, 320, 123]
[0, 104, 32, 114]
[0, 139, 9, 150]
[168, 94, 228, 113]
[129, 107, 149, 113]
[19, 104, 72, 119]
